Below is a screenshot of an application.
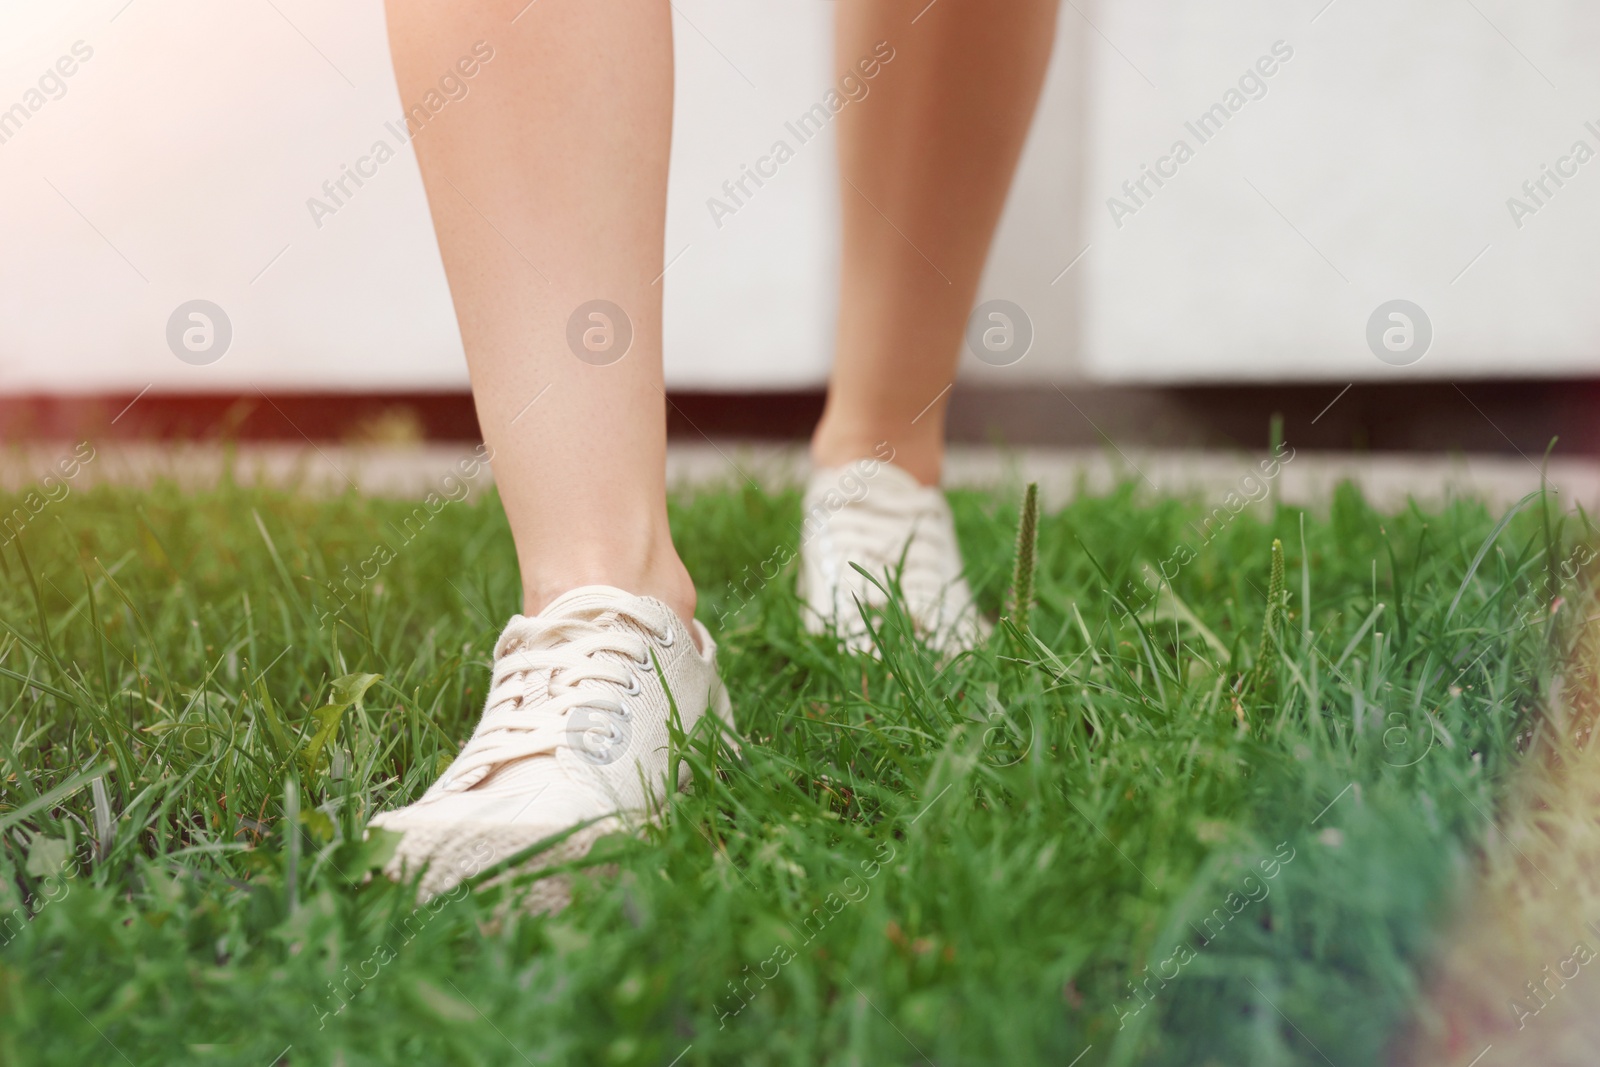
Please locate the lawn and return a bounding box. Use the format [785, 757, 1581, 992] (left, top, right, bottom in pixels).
[0, 459, 1587, 1066]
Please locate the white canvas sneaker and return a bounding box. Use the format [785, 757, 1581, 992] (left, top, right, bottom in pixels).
[369, 585, 736, 907]
[796, 460, 990, 655]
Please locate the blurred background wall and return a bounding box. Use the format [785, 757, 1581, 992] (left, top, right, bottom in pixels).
[0, 0, 1597, 399]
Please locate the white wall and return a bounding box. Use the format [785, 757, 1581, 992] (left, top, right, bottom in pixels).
[0, 0, 1594, 395]
[1077, 0, 1600, 383]
[0, 0, 463, 392]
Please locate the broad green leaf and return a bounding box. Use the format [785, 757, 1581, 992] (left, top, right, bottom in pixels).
[329, 672, 382, 708]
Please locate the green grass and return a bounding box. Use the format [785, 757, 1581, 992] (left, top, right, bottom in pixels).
[0, 464, 1589, 1066]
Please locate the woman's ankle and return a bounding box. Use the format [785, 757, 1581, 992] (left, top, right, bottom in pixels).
[811, 420, 942, 486]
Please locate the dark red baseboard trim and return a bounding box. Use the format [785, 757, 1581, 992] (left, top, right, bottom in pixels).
[4, 380, 1597, 455]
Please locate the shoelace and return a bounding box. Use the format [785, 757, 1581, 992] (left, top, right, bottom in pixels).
[440, 608, 671, 790]
[817, 491, 959, 603]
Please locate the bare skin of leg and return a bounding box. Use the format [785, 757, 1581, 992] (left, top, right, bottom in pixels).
[384, 0, 696, 628]
[811, 0, 1060, 486]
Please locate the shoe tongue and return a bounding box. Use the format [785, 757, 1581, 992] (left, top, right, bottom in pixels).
[539, 585, 647, 626]
[870, 461, 930, 494]
[812, 460, 936, 505]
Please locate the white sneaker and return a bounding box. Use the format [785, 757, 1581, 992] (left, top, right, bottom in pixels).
[369, 585, 736, 907]
[796, 460, 990, 654]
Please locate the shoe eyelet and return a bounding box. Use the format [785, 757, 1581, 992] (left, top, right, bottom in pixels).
[621, 675, 641, 696]
[656, 628, 676, 649]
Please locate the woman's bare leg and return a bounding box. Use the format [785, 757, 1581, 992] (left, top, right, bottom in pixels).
[384, 0, 693, 625]
[812, 0, 1059, 485]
